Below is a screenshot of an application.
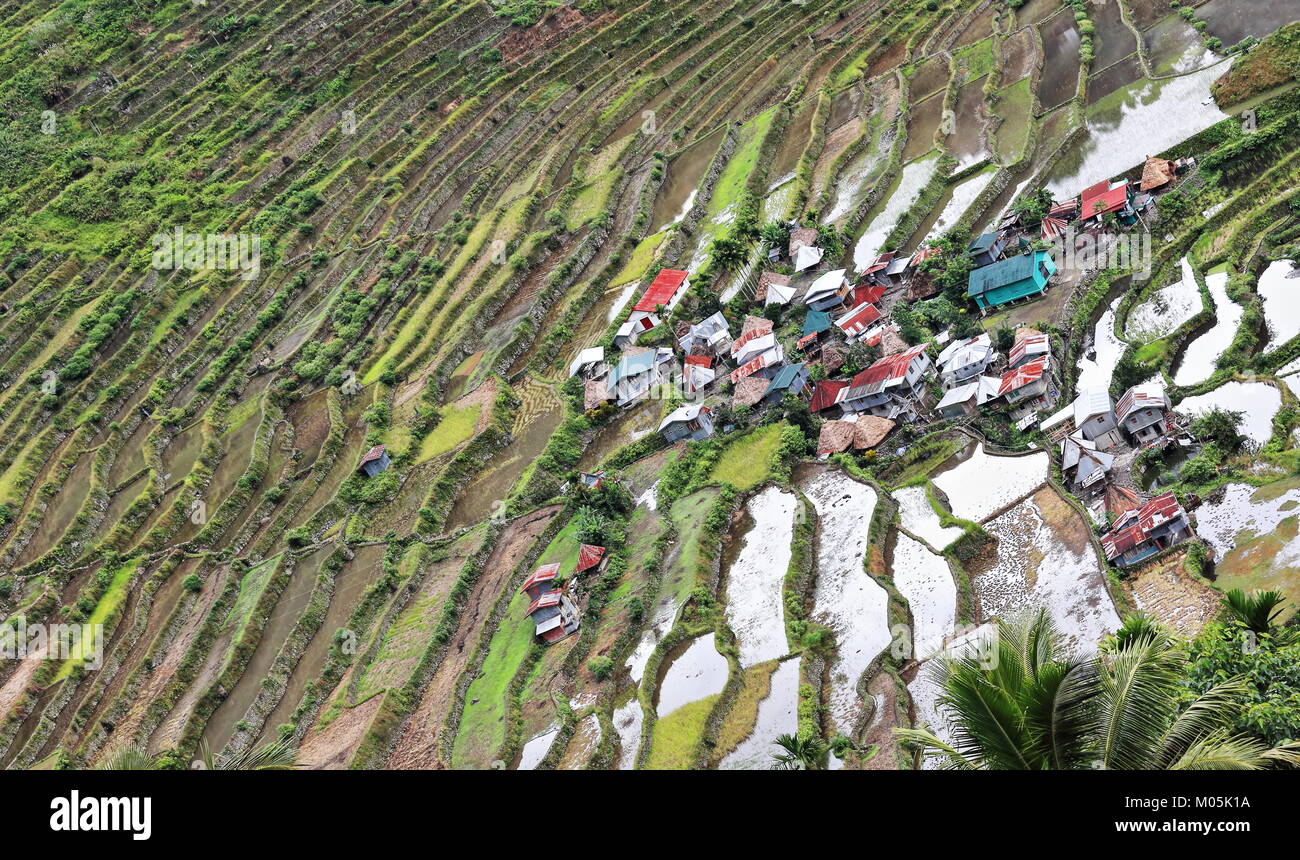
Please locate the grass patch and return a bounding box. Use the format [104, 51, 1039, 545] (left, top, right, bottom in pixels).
[451, 520, 582, 768]
[706, 106, 777, 219]
[646, 694, 718, 769]
[610, 231, 668, 287]
[415, 402, 482, 463]
[52, 559, 138, 681]
[709, 422, 784, 490]
[712, 660, 778, 761]
[955, 37, 995, 81]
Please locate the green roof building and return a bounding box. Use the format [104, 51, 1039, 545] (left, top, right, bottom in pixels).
[966, 250, 1056, 311]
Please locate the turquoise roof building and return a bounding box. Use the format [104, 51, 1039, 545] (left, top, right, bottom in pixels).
[966, 249, 1056, 311]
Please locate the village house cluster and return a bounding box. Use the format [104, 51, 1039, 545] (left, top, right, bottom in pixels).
[535, 154, 1211, 634]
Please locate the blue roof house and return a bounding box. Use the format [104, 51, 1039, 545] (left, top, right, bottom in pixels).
[967, 250, 1056, 312]
[966, 232, 1008, 267]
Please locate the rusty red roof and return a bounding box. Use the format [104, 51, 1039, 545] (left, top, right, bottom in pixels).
[997, 356, 1049, 396]
[853, 284, 887, 306]
[634, 269, 689, 312]
[1101, 492, 1184, 560]
[576, 544, 606, 573]
[684, 354, 712, 367]
[730, 349, 779, 384]
[1115, 383, 1169, 423]
[1008, 332, 1049, 367]
[520, 563, 561, 593]
[809, 379, 849, 413]
[731, 318, 774, 356]
[358, 444, 387, 466]
[836, 302, 882, 337]
[847, 344, 927, 396]
[525, 590, 564, 616]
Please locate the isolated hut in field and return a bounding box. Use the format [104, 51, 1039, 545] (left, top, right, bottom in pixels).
[575, 544, 609, 576]
[521, 563, 581, 644]
[357, 444, 390, 477]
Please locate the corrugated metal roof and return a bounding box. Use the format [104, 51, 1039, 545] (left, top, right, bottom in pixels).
[997, 356, 1049, 396]
[968, 251, 1049, 297]
[809, 379, 849, 413]
[634, 269, 689, 312]
[576, 544, 606, 573]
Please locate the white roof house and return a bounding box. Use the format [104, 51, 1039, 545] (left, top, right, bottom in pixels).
[678, 311, 731, 353]
[658, 403, 709, 433]
[802, 269, 848, 306]
[764, 280, 798, 306]
[793, 244, 824, 272]
[936, 334, 996, 386]
[733, 331, 778, 366]
[568, 346, 605, 378]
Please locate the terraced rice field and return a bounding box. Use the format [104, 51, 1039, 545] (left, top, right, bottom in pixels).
[0, 0, 1297, 780]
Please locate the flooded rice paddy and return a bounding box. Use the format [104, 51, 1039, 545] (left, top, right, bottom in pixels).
[1257, 260, 1300, 352]
[972, 490, 1121, 652]
[801, 468, 890, 737]
[853, 152, 942, 271]
[932, 444, 1049, 523]
[1174, 271, 1239, 385]
[1126, 257, 1203, 341]
[718, 659, 800, 770]
[724, 487, 796, 667]
[1046, 63, 1231, 198]
[893, 486, 962, 551]
[892, 535, 956, 661]
[1076, 295, 1125, 393]
[654, 633, 729, 718]
[1177, 381, 1281, 449]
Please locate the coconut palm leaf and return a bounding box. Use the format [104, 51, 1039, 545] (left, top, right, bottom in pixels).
[1222, 589, 1287, 634]
[1095, 635, 1184, 770]
[94, 747, 158, 770]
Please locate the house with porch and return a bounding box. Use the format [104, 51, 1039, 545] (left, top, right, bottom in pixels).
[1116, 382, 1172, 445]
[521, 563, 581, 644]
[840, 344, 933, 420]
[996, 355, 1056, 417]
[802, 268, 851, 311]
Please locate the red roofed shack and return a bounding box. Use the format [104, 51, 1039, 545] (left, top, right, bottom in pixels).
[1101, 492, 1193, 568]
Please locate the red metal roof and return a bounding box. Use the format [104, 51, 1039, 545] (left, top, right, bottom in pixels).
[730, 319, 774, 355]
[997, 356, 1048, 396]
[1115, 385, 1168, 422]
[809, 379, 849, 413]
[576, 544, 606, 573]
[849, 344, 927, 392]
[796, 332, 819, 350]
[730, 350, 778, 384]
[1102, 492, 1184, 560]
[1136, 491, 1182, 533]
[1041, 216, 1068, 241]
[909, 247, 941, 268]
[1008, 332, 1049, 367]
[684, 354, 712, 367]
[520, 563, 560, 593]
[634, 269, 689, 312]
[525, 590, 564, 616]
[836, 302, 882, 337]
[1081, 183, 1128, 218]
[853, 284, 887, 306]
